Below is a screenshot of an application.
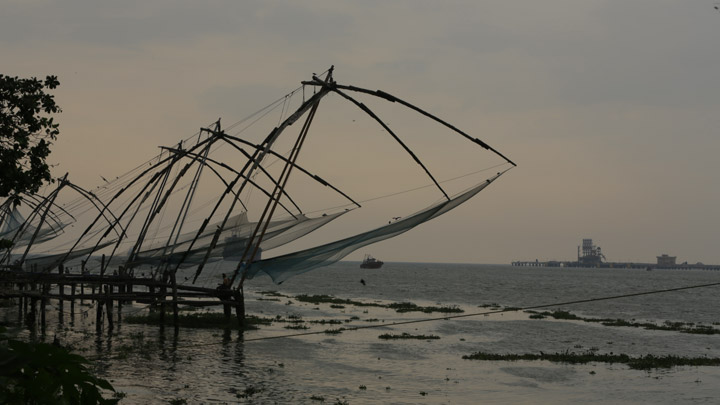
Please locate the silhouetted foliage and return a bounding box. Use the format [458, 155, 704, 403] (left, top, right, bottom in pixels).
[0, 74, 61, 202]
[0, 327, 119, 404]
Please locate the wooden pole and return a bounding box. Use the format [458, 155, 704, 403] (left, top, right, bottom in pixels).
[171, 271, 179, 329]
[23, 283, 30, 318]
[234, 288, 245, 328]
[28, 296, 37, 330]
[70, 282, 75, 320]
[58, 264, 64, 325]
[117, 277, 123, 322]
[40, 283, 47, 334]
[159, 273, 167, 327]
[95, 291, 103, 334]
[17, 283, 23, 324]
[105, 285, 113, 331]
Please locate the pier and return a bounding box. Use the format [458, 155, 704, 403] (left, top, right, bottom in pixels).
[512, 238, 720, 271]
[0, 267, 246, 332]
[510, 260, 720, 271]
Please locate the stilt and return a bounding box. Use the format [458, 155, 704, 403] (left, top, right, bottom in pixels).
[127, 279, 133, 304]
[58, 265, 64, 325]
[95, 293, 104, 334]
[40, 284, 47, 334]
[70, 283, 76, 317]
[171, 271, 179, 329]
[23, 283, 30, 318]
[117, 282, 123, 323]
[159, 277, 167, 326]
[17, 283, 23, 324]
[222, 285, 232, 320]
[223, 301, 231, 319]
[105, 285, 114, 331]
[28, 297, 37, 330]
[234, 288, 245, 328]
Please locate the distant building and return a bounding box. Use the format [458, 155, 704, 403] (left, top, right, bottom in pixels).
[578, 238, 605, 266]
[657, 254, 676, 267]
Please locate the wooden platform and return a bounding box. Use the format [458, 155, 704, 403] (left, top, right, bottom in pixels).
[0, 268, 246, 332]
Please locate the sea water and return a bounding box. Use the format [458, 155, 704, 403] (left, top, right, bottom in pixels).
[3, 263, 720, 404]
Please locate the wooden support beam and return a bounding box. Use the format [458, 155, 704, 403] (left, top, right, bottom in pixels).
[95, 293, 103, 334]
[70, 283, 75, 317]
[234, 289, 245, 328]
[105, 285, 113, 331]
[171, 271, 179, 329]
[17, 283, 23, 324]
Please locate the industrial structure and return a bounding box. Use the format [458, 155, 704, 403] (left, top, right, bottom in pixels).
[578, 238, 605, 266]
[512, 239, 720, 270]
[657, 254, 677, 267]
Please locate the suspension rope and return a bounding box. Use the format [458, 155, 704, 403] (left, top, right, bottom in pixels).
[89, 280, 720, 353]
[300, 162, 511, 216]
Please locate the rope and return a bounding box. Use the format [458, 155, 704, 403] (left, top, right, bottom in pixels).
[301, 162, 511, 215]
[171, 280, 720, 348]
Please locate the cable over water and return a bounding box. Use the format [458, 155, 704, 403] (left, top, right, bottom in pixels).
[170, 280, 720, 349]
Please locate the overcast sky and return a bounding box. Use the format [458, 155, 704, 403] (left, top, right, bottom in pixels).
[3, 1, 719, 264]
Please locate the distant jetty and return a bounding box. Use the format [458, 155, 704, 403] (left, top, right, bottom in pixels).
[511, 239, 720, 270]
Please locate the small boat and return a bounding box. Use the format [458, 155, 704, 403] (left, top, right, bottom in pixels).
[360, 254, 383, 269]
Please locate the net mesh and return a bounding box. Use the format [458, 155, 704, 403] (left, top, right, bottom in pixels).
[245, 171, 505, 284]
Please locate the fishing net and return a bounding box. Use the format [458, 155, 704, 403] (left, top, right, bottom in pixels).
[245, 171, 506, 284]
[131, 210, 348, 267]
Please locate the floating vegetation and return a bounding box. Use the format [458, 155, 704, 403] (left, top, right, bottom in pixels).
[378, 333, 440, 340]
[284, 324, 309, 330]
[270, 314, 305, 324]
[310, 395, 325, 402]
[544, 310, 583, 320]
[529, 310, 720, 335]
[388, 302, 463, 314]
[258, 290, 291, 298]
[237, 386, 263, 399]
[358, 385, 367, 390]
[330, 304, 346, 309]
[295, 294, 376, 307]
[462, 350, 720, 370]
[256, 297, 281, 302]
[124, 312, 271, 330]
[308, 319, 343, 325]
[324, 328, 345, 335]
[295, 294, 463, 313]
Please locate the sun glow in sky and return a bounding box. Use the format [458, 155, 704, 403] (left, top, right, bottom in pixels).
[3, 1, 719, 264]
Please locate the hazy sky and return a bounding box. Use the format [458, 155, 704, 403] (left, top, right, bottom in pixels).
[3, 1, 719, 264]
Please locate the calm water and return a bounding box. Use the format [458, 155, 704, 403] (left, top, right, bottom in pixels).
[3, 263, 720, 404]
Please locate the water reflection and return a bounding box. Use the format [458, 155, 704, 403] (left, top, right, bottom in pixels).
[2, 263, 720, 403]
